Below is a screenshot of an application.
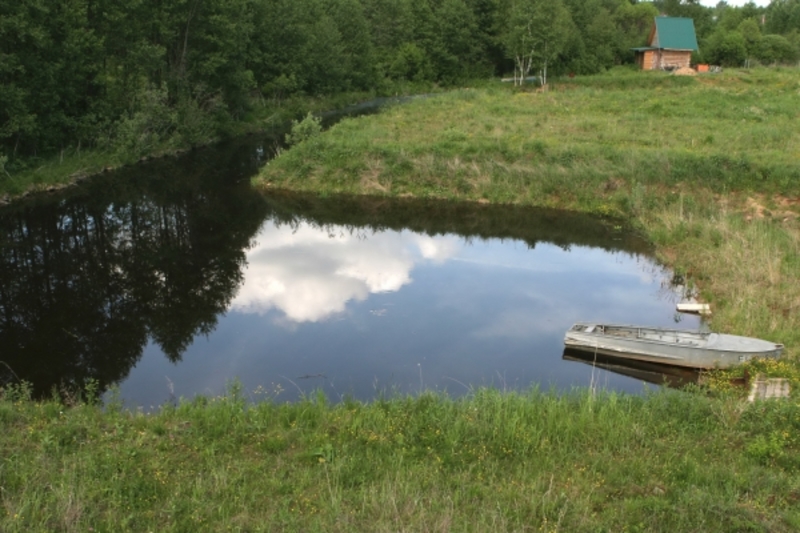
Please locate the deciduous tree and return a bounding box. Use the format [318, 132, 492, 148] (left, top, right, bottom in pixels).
[501, 0, 573, 85]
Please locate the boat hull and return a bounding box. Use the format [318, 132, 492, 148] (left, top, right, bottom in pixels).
[564, 323, 783, 369]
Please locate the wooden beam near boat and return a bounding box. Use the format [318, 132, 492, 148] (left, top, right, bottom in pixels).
[676, 302, 711, 315]
[747, 374, 791, 402]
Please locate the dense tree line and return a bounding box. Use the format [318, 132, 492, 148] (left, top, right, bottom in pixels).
[1, 0, 798, 167]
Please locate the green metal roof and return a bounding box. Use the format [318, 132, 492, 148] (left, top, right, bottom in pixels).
[651, 17, 698, 51]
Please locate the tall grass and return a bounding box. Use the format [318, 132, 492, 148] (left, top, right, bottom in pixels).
[642, 191, 799, 343]
[258, 70, 800, 206]
[2, 383, 799, 532]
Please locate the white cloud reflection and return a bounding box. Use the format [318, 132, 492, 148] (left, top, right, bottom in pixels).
[230, 221, 460, 322]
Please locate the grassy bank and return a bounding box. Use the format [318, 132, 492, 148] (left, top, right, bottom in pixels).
[256, 68, 800, 375]
[2, 384, 799, 532]
[258, 69, 800, 204]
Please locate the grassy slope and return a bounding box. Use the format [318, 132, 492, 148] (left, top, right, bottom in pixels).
[1, 386, 799, 532]
[258, 70, 800, 204]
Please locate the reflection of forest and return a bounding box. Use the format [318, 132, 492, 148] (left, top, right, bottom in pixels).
[0, 151, 270, 398]
[261, 192, 653, 256]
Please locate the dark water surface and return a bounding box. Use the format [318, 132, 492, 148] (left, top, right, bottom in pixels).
[0, 124, 700, 408]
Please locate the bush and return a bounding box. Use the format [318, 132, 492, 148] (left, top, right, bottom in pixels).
[112, 86, 178, 156]
[755, 34, 798, 64]
[389, 43, 435, 82]
[285, 112, 322, 146]
[703, 30, 747, 67]
[175, 85, 228, 147]
[0, 154, 9, 179]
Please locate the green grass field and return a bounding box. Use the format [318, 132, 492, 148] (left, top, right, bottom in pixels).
[2, 384, 799, 532]
[258, 69, 800, 205]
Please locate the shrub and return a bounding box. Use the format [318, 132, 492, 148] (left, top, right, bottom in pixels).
[285, 112, 322, 146]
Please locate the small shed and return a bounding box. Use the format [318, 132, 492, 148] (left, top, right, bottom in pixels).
[633, 17, 698, 71]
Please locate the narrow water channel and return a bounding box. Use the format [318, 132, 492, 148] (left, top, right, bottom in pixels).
[0, 113, 701, 407]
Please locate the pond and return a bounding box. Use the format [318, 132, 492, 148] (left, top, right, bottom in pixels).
[0, 119, 701, 408]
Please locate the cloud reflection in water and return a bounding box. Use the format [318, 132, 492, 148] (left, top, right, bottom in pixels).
[231, 221, 461, 322]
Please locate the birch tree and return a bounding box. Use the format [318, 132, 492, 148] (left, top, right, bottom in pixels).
[501, 0, 573, 86]
[502, 0, 537, 85]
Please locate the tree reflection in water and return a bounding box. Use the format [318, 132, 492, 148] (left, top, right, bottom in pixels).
[0, 144, 270, 398]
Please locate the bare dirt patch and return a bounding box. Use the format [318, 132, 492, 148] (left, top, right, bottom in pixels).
[744, 194, 800, 223]
[745, 196, 767, 220]
[360, 158, 389, 193]
[602, 177, 625, 193]
[672, 67, 697, 76]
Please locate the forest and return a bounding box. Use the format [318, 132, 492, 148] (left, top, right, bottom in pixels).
[1, 0, 799, 170]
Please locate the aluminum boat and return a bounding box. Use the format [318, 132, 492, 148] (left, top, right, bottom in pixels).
[564, 323, 783, 369]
